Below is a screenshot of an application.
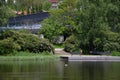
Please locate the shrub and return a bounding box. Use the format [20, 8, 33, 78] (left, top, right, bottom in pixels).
[111, 51, 120, 56]
[0, 38, 20, 55]
[0, 30, 54, 54]
[18, 33, 40, 52]
[64, 35, 80, 52]
[38, 38, 54, 53]
[15, 34, 54, 54]
[0, 30, 17, 39]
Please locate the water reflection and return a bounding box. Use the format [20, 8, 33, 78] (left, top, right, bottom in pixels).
[64, 61, 120, 80]
[0, 61, 120, 80]
[0, 61, 64, 80]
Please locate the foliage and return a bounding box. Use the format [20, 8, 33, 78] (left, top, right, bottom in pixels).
[0, 38, 20, 55]
[64, 35, 80, 52]
[40, 9, 65, 40]
[40, 9, 77, 40]
[38, 38, 54, 53]
[15, 0, 43, 14]
[0, 0, 52, 27]
[58, 0, 76, 9]
[0, 5, 15, 26]
[8, 51, 51, 56]
[111, 51, 120, 56]
[103, 32, 120, 52]
[43, 1, 52, 11]
[0, 30, 54, 55]
[76, 0, 120, 53]
[40, 0, 120, 54]
[1, 0, 51, 15]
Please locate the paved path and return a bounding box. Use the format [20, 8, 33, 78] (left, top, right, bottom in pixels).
[55, 48, 120, 61]
[55, 48, 70, 55]
[60, 55, 120, 61]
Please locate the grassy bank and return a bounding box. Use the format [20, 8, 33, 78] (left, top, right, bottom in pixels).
[0, 51, 59, 61]
[111, 51, 120, 56]
[53, 44, 64, 48]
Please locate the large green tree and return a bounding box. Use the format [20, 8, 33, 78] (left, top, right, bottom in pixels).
[75, 0, 120, 52]
[40, 8, 78, 41]
[40, 0, 120, 53]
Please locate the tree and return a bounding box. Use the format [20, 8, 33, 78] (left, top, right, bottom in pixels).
[40, 9, 65, 40]
[43, 1, 51, 11]
[40, 0, 120, 53]
[15, 0, 44, 14]
[40, 8, 78, 41]
[0, 5, 15, 26]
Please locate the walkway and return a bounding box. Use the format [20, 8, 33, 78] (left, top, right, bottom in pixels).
[55, 48, 70, 55]
[55, 48, 120, 61]
[60, 55, 120, 61]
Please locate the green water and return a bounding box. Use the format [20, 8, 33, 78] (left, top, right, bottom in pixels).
[0, 61, 120, 80]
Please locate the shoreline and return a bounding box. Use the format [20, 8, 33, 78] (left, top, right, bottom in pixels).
[55, 48, 120, 61]
[60, 55, 120, 61]
[0, 56, 59, 62]
[0, 53, 120, 62]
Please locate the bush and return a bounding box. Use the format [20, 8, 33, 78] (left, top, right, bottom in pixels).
[0, 30, 18, 39]
[0, 30, 54, 55]
[15, 34, 54, 53]
[111, 51, 120, 56]
[64, 35, 80, 52]
[18, 33, 40, 52]
[0, 38, 20, 55]
[37, 38, 54, 53]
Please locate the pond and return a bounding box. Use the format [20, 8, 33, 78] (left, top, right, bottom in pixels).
[0, 61, 120, 80]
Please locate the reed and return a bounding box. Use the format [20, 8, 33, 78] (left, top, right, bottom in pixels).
[0, 51, 59, 61]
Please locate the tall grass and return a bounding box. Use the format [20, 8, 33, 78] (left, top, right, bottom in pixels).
[0, 51, 59, 61]
[8, 51, 52, 56]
